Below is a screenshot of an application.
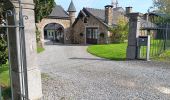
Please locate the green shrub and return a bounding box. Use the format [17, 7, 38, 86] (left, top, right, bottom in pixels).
[109, 17, 129, 43]
[0, 34, 8, 66]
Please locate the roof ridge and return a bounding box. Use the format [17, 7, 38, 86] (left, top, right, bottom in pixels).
[48, 4, 69, 18]
[84, 7, 104, 11]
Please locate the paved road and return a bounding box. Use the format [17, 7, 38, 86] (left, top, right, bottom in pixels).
[38, 44, 170, 100]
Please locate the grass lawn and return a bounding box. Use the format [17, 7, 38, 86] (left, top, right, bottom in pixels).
[0, 64, 10, 87]
[0, 64, 11, 99]
[37, 46, 45, 53]
[154, 50, 170, 63]
[87, 43, 127, 61]
[87, 42, 170, 62]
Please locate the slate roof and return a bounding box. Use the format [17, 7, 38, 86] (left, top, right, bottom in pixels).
[140, 19, 158, 29]
[148, 12, 167, 17]
[68, 0, 76, 12]
[73, 7, 125, 27]
[48, 4, 69, 19]
[113, 7, 125, 13]
[84, 8, 105, 22]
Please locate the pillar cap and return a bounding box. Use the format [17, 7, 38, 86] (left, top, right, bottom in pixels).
[105, 5, 113, 8]
[126, 6, 133, 8]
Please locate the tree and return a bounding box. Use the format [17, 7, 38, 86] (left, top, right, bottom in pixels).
[0, 4, 8, 65]
[34, 0, 54, 23]
[153, 0, 170, 14]
[0, 34, 8, 65]
[109, 17, 129, 43]
[34, 0, 55, 47]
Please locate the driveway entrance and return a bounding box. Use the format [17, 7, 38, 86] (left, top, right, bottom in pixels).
[38, 44, 170, 100]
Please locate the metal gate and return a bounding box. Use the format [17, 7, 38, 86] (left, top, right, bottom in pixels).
[139, 14, 170, 59]
[0, 0, 29, 100]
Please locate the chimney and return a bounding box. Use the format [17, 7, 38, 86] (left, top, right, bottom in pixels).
[144, 13, 149, 21]
[126, 7, 132, 15]
[105, 5, 113, 26]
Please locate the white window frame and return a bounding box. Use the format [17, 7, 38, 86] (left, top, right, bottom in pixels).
[85, 26, 99, 44]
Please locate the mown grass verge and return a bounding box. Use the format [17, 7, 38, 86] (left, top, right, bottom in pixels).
[0, 64, 11, 100]
[37, 46, 45, 53]
[154, 50, 170, 63]
[87, 43, 127, 61]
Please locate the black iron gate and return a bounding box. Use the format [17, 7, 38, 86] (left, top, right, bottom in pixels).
[0, 0, 29, 100]
[140, 14, 170, 59]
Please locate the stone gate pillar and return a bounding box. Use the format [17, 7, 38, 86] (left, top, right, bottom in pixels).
[10, 0, 42, 99]
[126, 13, 142, 60]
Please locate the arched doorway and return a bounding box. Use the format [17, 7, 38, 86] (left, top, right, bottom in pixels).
[44, 23, 64, 43]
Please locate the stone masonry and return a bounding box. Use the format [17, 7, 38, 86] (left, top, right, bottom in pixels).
[73, 14, 107, 44]
[8, 0, 42, 99]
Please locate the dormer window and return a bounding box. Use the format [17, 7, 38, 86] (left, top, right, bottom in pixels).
[84, 17, 88, 23]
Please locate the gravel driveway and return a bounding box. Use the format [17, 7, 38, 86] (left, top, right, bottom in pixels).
[38, 44, 170, 100]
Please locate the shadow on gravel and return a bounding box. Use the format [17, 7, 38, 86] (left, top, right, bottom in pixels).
[44, 40, 91, 47]
[69, 57, 128, 61]
[45, 42, 89, 47]
[69, 57, 111, 61]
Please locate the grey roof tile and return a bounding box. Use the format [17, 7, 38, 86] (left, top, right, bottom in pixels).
[140, 19, 158, 29]
[48, 5, 69, 18]
[113, 7, 125, 13]
[85, 8, 105, 21]
[68, 0, 76, 12]
[83, 7, 125, 25]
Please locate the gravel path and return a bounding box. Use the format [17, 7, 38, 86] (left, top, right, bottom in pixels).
[38, 44, 170, 100]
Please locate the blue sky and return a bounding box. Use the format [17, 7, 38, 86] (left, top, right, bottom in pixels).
[55, 0, 153, 15]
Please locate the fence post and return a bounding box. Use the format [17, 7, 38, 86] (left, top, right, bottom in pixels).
[165, 23, 168, 50]
[146, 35, 151, 61]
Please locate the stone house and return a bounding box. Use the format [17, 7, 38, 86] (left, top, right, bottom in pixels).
[72, 6, 126, 44]
[37, 0, 128, 45]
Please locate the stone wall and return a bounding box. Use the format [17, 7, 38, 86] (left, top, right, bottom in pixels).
[73, 15, 108, 44]
[37, 18, 71, 45]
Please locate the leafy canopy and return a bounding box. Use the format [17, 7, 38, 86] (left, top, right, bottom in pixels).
[153, 0, 170, 14]
[34, 0, 54, 23]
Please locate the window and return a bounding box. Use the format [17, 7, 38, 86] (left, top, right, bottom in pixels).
[84, 17, 88, 23]
[87, 29, 91, 38]
[86, 28, 98, 39]
[95, 29, 98, 39]
[48, 32, 51, 36]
